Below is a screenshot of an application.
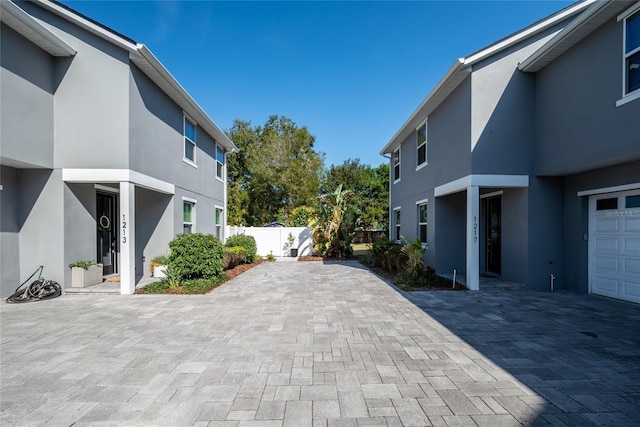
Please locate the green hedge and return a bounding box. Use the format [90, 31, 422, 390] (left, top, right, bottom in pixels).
[224, 246, 247, 270]
[168, 233, 224, 280]
[224, 235, 257, 262]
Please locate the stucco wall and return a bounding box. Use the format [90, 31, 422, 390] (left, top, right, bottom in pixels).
[535, 15, 640, 176]
[0, 23, 55, 169]
[0, 167, 20, 297]
[63, 183, 97, 287]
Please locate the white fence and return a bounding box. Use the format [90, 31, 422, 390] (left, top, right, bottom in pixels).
[226, 226, 313, 257]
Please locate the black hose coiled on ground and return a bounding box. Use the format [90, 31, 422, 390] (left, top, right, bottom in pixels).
[6, 266, 62, 303]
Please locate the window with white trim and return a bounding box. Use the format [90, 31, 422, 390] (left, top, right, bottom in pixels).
[393, 148, 401, 182]
[417, 123, 427, 167]
[625, 9, 640, 95]
[215, 207, 223, 239]
[216, 145, 225, 179]
[394, 208, 401, 241]
[417, 202, 427, 244]
[183, 201, 195, 234]
[184, 116, 196, 163]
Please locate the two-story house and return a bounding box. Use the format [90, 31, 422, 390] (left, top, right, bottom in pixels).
[1, 0, 238, 296]
[381, 0, 640, 303]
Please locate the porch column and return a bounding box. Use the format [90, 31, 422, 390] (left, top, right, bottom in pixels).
[466, 185, 480, 291]
[120, 182, 135, 294]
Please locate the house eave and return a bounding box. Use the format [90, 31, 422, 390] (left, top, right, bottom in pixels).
[380, 0, 595, 156]
[1, 0, 76, 56]
[132, 46, 238, 153]
[519, 0, 637, 73]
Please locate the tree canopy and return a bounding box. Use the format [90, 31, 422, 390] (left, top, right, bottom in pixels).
[226, 116, 325, 226]
[323, 158, 389, 230]
[226, 116, 389, 231]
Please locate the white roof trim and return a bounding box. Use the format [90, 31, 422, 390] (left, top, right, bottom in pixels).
[520, 0, 635, 73]
[1, 0, 76, 56]
[35, 0, 137, 52]
[380, 0, 594, 155]
[132, 46, 238, 153]
[577, 182, 640, 197]
[32, 0, 238, 153]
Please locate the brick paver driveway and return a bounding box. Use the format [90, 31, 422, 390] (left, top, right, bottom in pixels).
[1, 261, 639, 426]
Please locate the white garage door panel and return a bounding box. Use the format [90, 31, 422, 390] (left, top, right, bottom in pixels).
[590, 189, 640, 304]
[595, 256, 619, 271]
[626, 238, 640, 252]
[595, 217, 619, 232]
[595, 237, 619, 251]
[625, 218, 640, 231]
[593, 276, 619, 294]
[627, 258, 640, 274]
[623, 280, 640, 299]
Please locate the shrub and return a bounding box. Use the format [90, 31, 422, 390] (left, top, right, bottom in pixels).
[370, 238, 406, 273]
[400, 236, 426, 278]
[224, 246, 247, 270]
[68, 260, 97, 269]
[225, 234, 257, 262]
[168, 233, 224, 280]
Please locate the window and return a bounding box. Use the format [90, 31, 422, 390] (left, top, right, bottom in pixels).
[215, 207, 223, 239]
[184, 116, 196, 163]
[183, 201, 195, 233]
[417, 123, 427, 167]
[216, 145, 225, 179]
[626, 195, 640, 208]
[417, 202, 427, 244]
[596, 198, 618, 210]
[393, 148, 401, 182]
[625, 9, 640, 95]
[394, 208, 401, 241]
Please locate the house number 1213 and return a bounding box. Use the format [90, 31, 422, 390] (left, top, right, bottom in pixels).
[122, 214, 127, 244]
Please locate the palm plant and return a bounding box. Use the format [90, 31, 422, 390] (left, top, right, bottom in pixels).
[400, 236, 426, 278]
[311, 185, 356, 258]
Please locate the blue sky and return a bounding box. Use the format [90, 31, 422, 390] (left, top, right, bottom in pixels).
[63, 0, 574, 167]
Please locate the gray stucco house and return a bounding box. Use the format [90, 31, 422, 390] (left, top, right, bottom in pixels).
[1, 0, 238, 296]
[381, 0, 640, 303]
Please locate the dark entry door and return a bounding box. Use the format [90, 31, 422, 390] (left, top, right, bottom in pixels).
[486, 197, 501, 274]
[96, 192, 117, 275]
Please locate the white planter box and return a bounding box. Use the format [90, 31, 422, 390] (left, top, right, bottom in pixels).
[71, 264, 103, 288]
[153, 265, 167, 278]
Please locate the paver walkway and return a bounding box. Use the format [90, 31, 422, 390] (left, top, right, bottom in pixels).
[1, 261, 639, 426]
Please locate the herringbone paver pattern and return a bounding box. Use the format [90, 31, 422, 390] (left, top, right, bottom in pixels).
[1, 261, 639, 426]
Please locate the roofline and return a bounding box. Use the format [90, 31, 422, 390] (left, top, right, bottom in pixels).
[134, 46, 238, 153]
[380, 0, 595, 155]
[519, 0, 637, 72]
[1, 0, 76, 56]
[32, 0, 238, 153]
[380, 58, 465, 155]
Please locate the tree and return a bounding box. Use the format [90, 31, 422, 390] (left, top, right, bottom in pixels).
[227, 116, 325, 226]
[323, 159, 389, 230]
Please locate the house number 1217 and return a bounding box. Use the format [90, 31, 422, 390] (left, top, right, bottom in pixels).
[122, 214, 127, 244]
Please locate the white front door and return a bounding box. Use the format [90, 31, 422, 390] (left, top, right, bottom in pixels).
[589, 189, 640, 303]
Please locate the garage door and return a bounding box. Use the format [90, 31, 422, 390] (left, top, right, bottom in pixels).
[589, 189, 640, 303]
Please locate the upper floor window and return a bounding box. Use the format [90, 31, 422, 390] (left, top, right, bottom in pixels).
[626, 10, 640, 95]
[393, 148, 401, 182]
[184, 116, 197, 164]
[183, 200, 195, 234]
[216, 145, 225, 179]
[417, 122, 427, 167]
[417, 202, 427, 244]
